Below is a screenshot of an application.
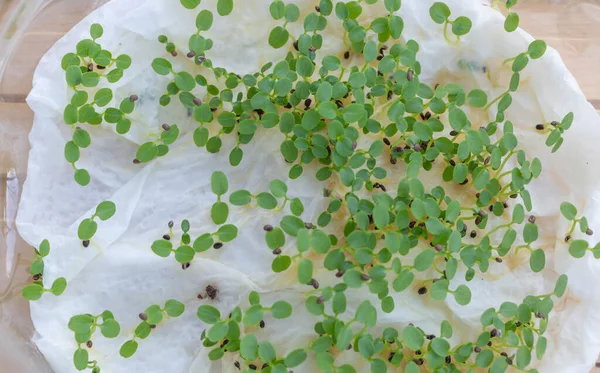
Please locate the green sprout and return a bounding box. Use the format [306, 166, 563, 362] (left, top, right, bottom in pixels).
[22, 277, 67, 301]
[560, 201, 597, 257]
[77, 201, 116, 247]
[429, 2, 472, 44]
[120, 300, 185, 358]
[134, 124, 180, 163]
[28, 239, 50, 279]
[229, 178, 300, 213]
[68, 310, 121, 372]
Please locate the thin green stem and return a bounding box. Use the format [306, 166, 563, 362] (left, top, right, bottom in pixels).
[484, 90, 509, 111]
[495, 150, 515, 177]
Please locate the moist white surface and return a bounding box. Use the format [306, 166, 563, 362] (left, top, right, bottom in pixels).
[16, 0, 600, 372]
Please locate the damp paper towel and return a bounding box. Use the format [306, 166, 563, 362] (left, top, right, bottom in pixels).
[16, 0, 600, 372]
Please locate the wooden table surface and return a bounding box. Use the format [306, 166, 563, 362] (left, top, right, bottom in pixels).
[0, 0, 599, 372]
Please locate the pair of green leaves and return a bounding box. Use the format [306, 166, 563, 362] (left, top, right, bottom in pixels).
[429, 2, 472, 36]
[134, 124, 181, 163]
[22, 277, 67, 300]
[211, 171, 230, 225]
[77, 201, 116, 241]
[29, 239, 50, 276]
[120, 300, 184, 358]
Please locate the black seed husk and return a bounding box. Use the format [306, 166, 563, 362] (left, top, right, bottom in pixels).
[311, 279, 319, 289]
